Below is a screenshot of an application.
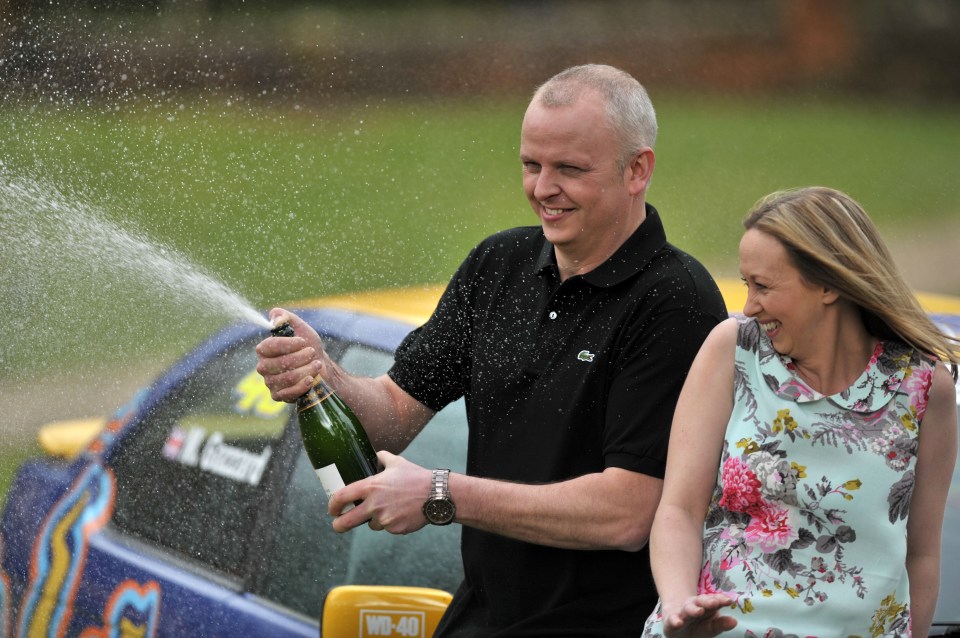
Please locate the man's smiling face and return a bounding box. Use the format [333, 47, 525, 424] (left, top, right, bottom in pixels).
[519, 91, 640, 270]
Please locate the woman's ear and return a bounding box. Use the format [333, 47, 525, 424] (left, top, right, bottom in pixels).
[822, 286, 840, 305]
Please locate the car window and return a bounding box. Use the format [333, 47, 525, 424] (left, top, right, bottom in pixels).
[109, 338, 291, 579]
[257, 342, 467, 617]
[258, 447, 350, 615]
[344, 396, 466, 592]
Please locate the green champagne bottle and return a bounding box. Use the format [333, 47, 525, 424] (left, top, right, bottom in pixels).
[271, 322, 380, 504]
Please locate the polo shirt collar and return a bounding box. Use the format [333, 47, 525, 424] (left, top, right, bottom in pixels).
[533, 203, 668, 287]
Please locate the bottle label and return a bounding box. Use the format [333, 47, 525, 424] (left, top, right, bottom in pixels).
[297, 376, 334, 414]
[315, 463, 354, 512]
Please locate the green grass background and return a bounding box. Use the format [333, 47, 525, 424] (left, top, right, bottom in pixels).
[3, 93, 959, 376]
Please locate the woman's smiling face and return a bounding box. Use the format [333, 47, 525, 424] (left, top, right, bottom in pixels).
[739, 228, 831, 359]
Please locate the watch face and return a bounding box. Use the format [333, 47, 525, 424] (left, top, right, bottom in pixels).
[423, 498, 456, 525]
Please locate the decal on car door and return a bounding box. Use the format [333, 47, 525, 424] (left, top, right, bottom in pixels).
[78, 580, 161, 638]
[233, 369, 286, 419]
[17, 463, 115, 638]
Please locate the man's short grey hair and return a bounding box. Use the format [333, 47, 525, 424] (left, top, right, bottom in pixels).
[533, 64, 657, 170]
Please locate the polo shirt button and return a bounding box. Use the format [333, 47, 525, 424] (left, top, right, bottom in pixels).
[548, 311, 558, 320]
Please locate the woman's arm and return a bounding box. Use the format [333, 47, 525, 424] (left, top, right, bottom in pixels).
[649, 318, 739, 634]
[906, 362, 958, 638]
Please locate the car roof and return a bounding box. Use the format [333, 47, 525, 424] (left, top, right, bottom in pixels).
[291, 284, 447, 327]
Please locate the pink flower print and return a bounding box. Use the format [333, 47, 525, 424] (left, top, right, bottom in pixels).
[743, 501, 798, 553]
[902, 365, 933, 418]
[698, 562, 723, 595]
[697, 562, 738, 601]
[782, 363, 818, 399]
[872, 424, 915, 471]
[777, 378, 817, 401]
[718, 457, 764, 514]
[718, 555, 742, 571]
[869, 343, 882, 367]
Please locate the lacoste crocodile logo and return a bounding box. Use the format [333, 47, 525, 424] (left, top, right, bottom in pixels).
[577, 350, 595, 362]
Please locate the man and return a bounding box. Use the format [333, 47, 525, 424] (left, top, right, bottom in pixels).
[256, 64, 727, 637]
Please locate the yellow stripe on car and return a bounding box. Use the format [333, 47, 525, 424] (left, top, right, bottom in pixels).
[716, 279, 960, 316]
[294, 284, 445, 327]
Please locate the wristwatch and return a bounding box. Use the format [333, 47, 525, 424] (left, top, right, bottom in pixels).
[422, 468, 456, 526]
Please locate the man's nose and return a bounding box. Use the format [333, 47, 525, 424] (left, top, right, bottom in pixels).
[532, 168, 561, 201]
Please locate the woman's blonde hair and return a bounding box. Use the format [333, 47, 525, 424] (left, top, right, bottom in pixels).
[743, 186, 959, 375]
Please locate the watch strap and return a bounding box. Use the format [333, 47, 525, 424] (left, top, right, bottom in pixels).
[423, 468, 455, 525]
[430, 468, 451, 498]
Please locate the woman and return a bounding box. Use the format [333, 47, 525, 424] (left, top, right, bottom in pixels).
[642, 187, 959, 637]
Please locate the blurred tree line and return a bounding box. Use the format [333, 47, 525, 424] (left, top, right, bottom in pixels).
[1, 0, 959, 102]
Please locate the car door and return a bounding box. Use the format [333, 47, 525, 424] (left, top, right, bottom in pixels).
[60, 333, 315, 638]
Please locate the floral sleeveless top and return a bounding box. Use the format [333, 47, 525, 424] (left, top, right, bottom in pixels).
[642, 317, 937, 638]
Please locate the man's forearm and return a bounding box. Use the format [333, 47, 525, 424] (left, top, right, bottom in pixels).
[449, 467, 661, 551]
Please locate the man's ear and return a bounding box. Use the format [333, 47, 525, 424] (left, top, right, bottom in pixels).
[626, 148, 655, 196]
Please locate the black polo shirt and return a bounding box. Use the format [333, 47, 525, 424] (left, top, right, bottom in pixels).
[389, 205, 727, 637]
